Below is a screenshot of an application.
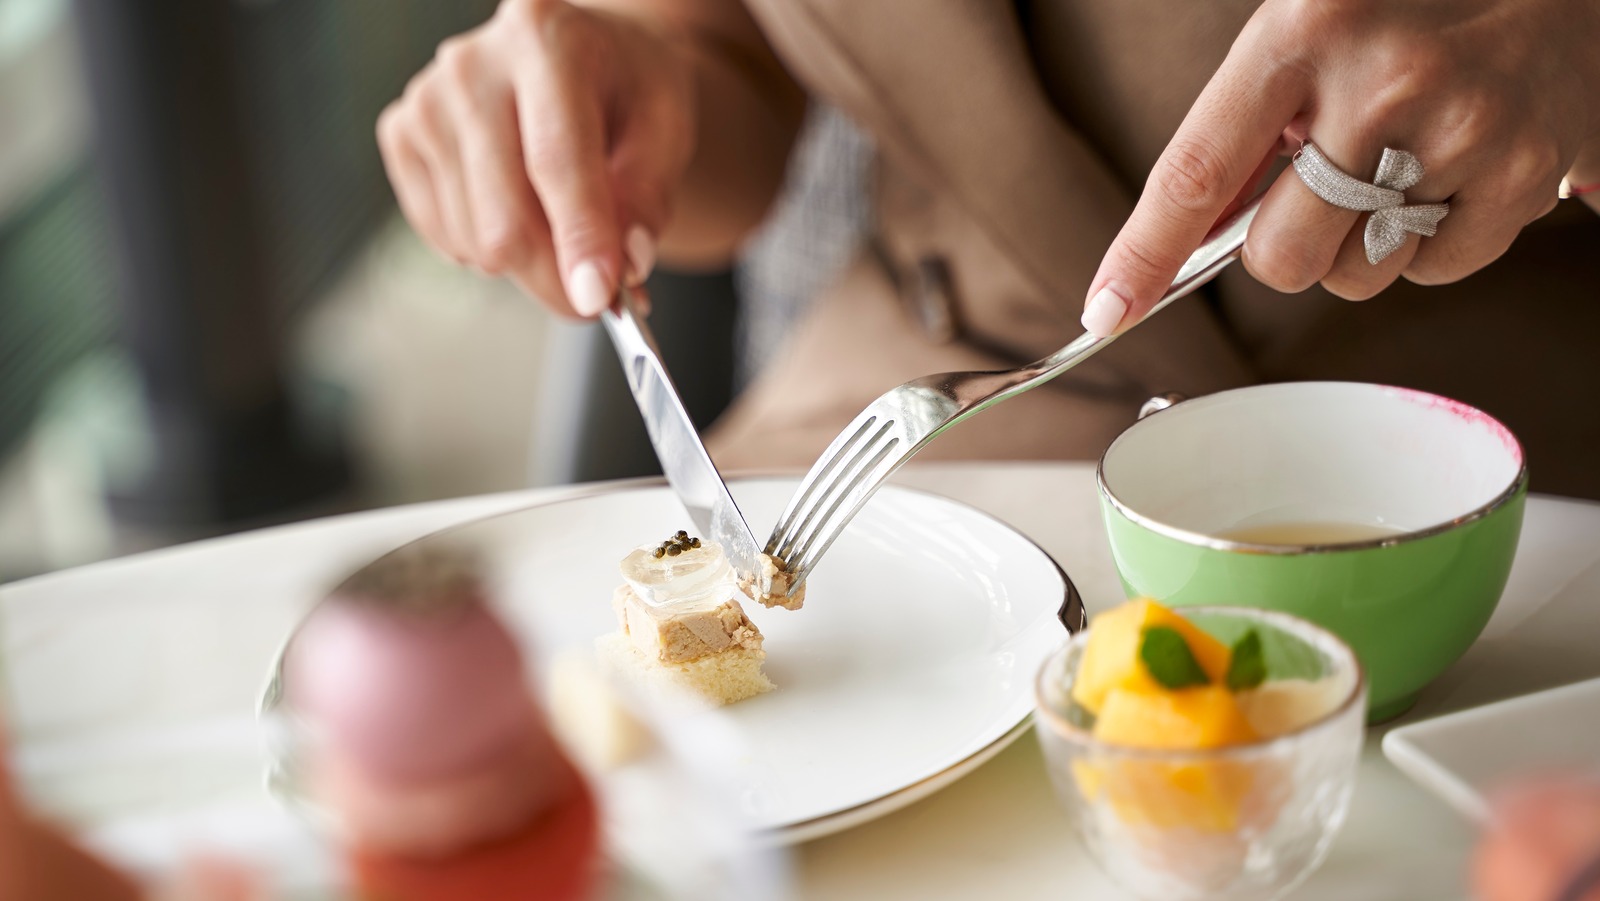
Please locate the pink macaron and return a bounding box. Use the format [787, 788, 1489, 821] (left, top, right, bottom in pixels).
[287, 593, 542, 783]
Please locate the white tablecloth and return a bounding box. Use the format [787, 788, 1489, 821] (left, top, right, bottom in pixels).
[5, 462, 1599, 898]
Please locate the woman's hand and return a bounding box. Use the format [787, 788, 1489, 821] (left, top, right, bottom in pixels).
[1080, 0, 1600, 336]
[1475, 777, 1600, 901]
[378, 0, 696, 317]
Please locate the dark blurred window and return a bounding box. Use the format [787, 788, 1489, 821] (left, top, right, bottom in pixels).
[8, 0, 500, 530]
[0, 0, 109, 459]
[228, 1, 499, 320]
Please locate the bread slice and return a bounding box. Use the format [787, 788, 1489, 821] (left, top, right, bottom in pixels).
[596, 632, 774, 707]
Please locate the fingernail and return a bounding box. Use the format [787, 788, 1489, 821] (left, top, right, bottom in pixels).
[569, 260, 612, 317]
[624, 225, 656, 287]
[1081, 287, 1129, 337]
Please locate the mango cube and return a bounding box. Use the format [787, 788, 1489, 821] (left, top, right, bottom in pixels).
[1081, 757, 1260, 833]
[1079, 687, 1264, 832]
[1094, 685, 1259, 750]
[1071, 598, 1232, 714]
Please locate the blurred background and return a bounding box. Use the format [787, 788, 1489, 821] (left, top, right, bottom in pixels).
[0, 0, 868, 582]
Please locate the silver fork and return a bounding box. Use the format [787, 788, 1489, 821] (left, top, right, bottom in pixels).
[765, 196, 1261, 592]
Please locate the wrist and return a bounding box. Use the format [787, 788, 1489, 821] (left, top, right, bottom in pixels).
[1563, 142, 1600, 215]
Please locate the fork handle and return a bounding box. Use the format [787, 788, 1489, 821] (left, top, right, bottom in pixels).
[997, 195, 1262, 406]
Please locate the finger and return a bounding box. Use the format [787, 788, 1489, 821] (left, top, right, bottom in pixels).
[1083, 56, 1309, 335]
[410, 83, 478, 265]
[1320, 217, 1419, 300]
[1406, 146, 1564, 285]
[498, 233, 576, 315]
[497, 217, 633, 321]
[508, 246, 605, 320]
[433, 35, 544, 276]
[455, 97, 546, 276]
[514, 28, 623, 317]
[377, 108, 455, 261]
[1238, 91, 1402, 296]
[622, 222, 656, 288]
[1242, 155, 1362, 294]
[1401, 192, 1517, 285]
[610, 149, 667, 290]
[504, 241, 653, 318]
[607, 82, 690, 287]
[504, 259, 565, 313]
[1217, 142, 1288, 230]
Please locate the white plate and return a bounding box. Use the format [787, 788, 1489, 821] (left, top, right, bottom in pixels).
[1383, 677, 1600, 822]
[483, 479, 1079, 842]
[272, 478, 1080, 844]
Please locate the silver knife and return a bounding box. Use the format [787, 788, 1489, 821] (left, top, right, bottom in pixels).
[600, 287, 762, 581]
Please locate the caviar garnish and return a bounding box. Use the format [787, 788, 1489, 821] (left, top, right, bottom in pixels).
[654, 530, 703, 558]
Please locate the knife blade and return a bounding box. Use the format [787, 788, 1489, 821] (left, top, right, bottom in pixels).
[600, 287, 762, 582]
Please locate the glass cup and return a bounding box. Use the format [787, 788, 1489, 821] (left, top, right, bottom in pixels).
[1034, 606, 1365, 901]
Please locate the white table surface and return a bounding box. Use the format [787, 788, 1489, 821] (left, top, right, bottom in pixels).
[5, 461, 1600, 899]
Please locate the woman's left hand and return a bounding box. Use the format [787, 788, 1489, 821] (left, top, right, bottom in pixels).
[1080, 0, 1600, 336]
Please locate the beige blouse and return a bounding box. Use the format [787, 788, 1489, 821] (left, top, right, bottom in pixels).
[708, 0, 1600, 499]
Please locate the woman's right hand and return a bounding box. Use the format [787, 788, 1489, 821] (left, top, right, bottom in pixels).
[377, 0, 696, 317]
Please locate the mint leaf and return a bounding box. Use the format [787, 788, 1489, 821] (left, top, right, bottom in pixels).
[1139, 626, 1210, 689]
[1226, 629, 1267, 692]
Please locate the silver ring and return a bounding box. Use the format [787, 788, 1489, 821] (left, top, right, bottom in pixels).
[1292, 142, 1450, 264]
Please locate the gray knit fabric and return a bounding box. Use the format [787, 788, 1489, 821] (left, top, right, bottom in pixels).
[734, 103, 874, 387]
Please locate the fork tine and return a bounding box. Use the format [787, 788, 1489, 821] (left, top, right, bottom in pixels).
[768, 412, 888, 555]
[772, 418, 897, 562]
[771, 417, 896, 562]
[784, 435, 902, 587]
[766, 414, 879, 556]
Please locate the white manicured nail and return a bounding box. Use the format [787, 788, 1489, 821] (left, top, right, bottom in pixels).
[569, 260, 612, 316]
[1081, 287, 1129, 337]
[624, 225, 656, 287]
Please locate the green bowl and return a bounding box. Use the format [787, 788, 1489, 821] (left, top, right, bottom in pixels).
[1097, 382, 1526, 722]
